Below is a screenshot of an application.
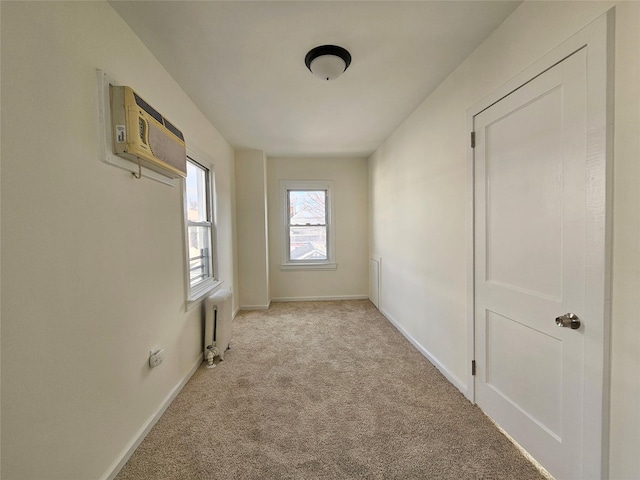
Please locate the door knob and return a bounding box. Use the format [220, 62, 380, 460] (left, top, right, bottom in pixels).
[555, 313, 580, 329]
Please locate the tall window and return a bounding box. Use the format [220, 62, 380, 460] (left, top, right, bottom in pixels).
[184, 156, 217, 301]
[281, 180, 336, 270]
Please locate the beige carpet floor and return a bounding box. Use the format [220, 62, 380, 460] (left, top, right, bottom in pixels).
[116, 300, 546, 480]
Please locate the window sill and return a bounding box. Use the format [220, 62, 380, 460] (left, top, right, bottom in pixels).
[185, 279, 224, 311]
[280, 262, 337, 271]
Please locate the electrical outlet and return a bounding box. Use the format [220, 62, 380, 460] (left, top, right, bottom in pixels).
[149, 349, 164, 368]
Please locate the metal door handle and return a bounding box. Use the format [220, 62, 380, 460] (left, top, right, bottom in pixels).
[555, 313, 580, 329]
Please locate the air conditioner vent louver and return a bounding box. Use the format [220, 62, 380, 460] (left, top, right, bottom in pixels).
[163, 119, 184, 141]
[133, 92, 163, 124]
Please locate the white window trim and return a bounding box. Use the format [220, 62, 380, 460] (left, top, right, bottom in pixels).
[182, 147, 222, 310]
[280, 180, 337, 271]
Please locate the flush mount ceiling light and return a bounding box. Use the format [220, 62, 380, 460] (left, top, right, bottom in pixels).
[305, 45, 352, 81]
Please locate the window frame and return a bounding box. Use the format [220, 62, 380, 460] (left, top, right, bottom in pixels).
[280, 180, 336, 271]
[182, 149, 221, 308]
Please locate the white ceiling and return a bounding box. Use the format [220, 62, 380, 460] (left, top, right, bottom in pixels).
[110, 1, 521, 158]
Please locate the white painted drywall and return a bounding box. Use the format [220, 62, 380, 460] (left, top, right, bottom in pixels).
[0, 2, 237, 479]
[368, 2, 639, 478]
[235, 149, 270, 309]
[609, 3, 640, 478]
[268, 157, 368, 301]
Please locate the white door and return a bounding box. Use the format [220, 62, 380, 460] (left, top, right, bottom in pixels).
[474, 49, 591, 479]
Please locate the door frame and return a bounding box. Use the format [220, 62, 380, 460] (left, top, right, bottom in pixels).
[465, 9, 614, 479]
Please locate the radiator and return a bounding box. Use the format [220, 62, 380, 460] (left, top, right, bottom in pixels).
[203, 289, 233, 363]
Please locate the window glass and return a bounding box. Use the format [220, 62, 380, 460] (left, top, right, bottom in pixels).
[184, 156, 217, 300]
[288, 190, 326, 225]
[289, 226, 327, 260]
[188, 225, 212, 287]
[186, 161, 208, 223]
[281, 180, 334, 269]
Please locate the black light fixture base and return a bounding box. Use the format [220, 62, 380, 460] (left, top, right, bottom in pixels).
[305, 45, 352, 74]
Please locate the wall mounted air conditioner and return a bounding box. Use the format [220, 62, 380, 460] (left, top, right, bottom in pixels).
[109, 85, 186, 179]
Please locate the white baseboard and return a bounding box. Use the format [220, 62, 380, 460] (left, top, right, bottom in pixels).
[239, 303, 271, 310]
[271, 295, 369, 302]
[101, 356, 203, 480]
[233, 307, 240, 319]
[380, 307, 467, 396]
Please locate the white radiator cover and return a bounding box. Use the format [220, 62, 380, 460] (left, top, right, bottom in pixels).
[204, 289, 233, 361]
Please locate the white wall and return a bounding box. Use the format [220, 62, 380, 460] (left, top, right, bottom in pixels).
[268, 157, 369, 301]
[369, 2, 639, 478]
[0, 2, 236, 479]
[235, 149, 270, 309]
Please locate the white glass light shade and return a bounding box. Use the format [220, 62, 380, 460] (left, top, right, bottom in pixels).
[305, 45, 351, 81]
[309, 55, 347, 81]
